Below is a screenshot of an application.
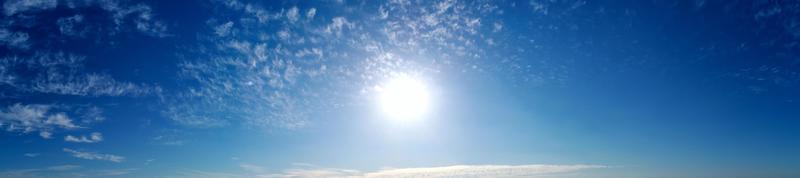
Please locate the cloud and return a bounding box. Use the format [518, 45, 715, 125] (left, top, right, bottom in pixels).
[23, 153, 40, 157]
[63, 148, 125, 163]
[124, 4, 170, 37]
[0, 52, 159, 97]
[172, 164, 605, 178]
[3, 0, 169, 46]
[64, 132, 103, 143]
[215, 21, 234, 37]
[0, 165, 134, 178]
[270, 164, 605, 178]
[39, 131, 53, 139]
[2, 0, 57, 16]
[286, 7, 299, 22]
[324, 17, 354, 35]
[45, 165, 81, 171]
[363, 164, 606, 178]
[0, 103, 80, 138]
[269, 167, 360, 178]
[165, 0, 550, 130]
[92, 168, 137, 176]
[56, 15, 86, 37]
[0, 29, 29, 49]
[240, 163, 266, 173]
[306, 8, 316, 19]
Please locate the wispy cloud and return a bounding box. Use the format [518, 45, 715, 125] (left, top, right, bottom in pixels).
[0, 165, 134, 178]
[266, 164, 605, 178]
[164, 0, 570, 130]
[171, 164, 605, 178]
[2, 0, 57, 16]
[214, 21, 234, 37]
[56, 15, 86, 37]
[363, 164, 606, 178]
[0, 28, 29, 49]
[64, 132, 103, 143]
[0, 103, 80, 138]
[0, 164, 79, 178]
[45, 165, 81, 171]
[23, 153, 40, 157]
[62, 148, 125, 163]
[240, 163, 266, 173]
[0, 52, 159, 97]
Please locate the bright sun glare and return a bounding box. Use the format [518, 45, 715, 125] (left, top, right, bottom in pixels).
[379, 75, 431, 120]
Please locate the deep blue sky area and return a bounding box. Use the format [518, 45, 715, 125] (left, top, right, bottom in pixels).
[1, 0, 799, 177]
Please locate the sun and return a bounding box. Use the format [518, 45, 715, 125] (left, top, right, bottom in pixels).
[378, 75, 431, 120]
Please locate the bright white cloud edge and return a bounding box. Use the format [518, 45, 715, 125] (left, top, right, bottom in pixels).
[171, 164, 606, 178]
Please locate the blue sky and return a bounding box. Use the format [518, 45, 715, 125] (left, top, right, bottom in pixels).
[1, 0, 799, 177]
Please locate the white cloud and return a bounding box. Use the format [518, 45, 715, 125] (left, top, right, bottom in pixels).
[240, 163, 266, 173]
[2, 0, 57, 16]
[269, 167, 360, 178]
[23, 153, 40, 157]
[493, 22, 503, 32]
[97, 1, 169, 37]
[63, 148, 125, 163]
[0, 103, 81, 137]
[324, 17, 354, 35]
[286, 7, 299, 22]
[39, 131, 52, 139]
[92, 168, 137, 176]
[0, 52, 159, 97]
[364, 164, 606, 178]
[166, 0, 523, 130]
[172, 164, 605, 178]
[4, 0, 168, 40]
[64, 132, 103, 143]
[306, 8, 316, 19]
[0, 29, 30, 49]
[44, 113, 79, 129]
[57, 15, 86, 36]
[0, 165, 134, 178]
[215, 21, 234, 37]
[272, 164, 604, 178]
[46, 165, 81, 171]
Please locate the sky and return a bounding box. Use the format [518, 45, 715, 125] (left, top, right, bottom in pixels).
[0, 0, 799, 177]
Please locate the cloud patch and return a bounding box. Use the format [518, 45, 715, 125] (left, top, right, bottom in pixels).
[174, 164, 605, 178]
[0, 52, 159, 97]
[0, 103, 80, 138]
[62, 148, 124, 163]
[2, 0, 57, 16]
[64, 132, 103, 143]
[364, 164, 606, 178]
[0, 29, 29, 49]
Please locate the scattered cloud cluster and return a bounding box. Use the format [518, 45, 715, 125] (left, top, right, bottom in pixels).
[164, 0, 514, 129]
[164, 0, 335, 128]
[0, 53, 158, 97]
[2, 0, 57, 16]
[0, 0, 164, 151]
[0, 28, 29, 49]
[64, 132, 103, 143]
[2, 0, 169, 38]
[62, 148, 124, 163]
[0, 103, 81, 139]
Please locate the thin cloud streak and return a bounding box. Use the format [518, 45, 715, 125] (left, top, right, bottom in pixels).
[174, 164, 606, 178]
[62, 148, 124, 163]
